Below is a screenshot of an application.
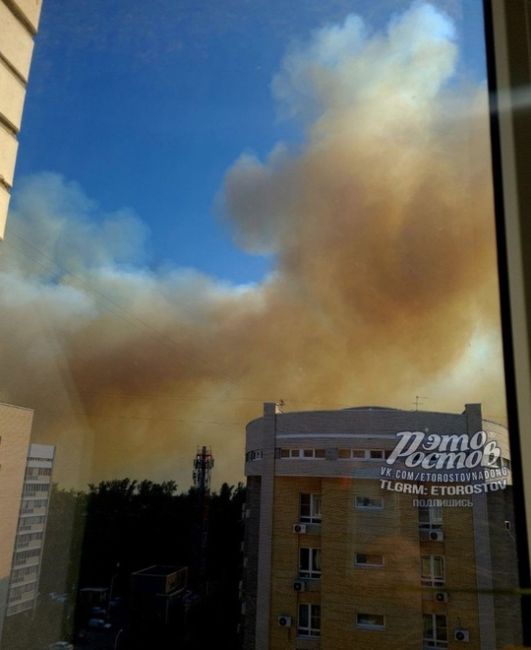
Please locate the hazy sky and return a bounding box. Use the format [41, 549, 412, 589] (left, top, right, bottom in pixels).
[1, 1, 504, 490]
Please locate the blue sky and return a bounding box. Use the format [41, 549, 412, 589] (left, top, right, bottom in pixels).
[14, 0, 486, 284]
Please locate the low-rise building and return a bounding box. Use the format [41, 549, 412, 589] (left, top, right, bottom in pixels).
[130, 565, 188, 625]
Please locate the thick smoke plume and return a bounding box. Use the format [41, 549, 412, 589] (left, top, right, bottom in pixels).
[0, 4, 505, 488]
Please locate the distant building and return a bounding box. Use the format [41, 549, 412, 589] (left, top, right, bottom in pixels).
[0, 0, 44, 237]
[242, 403, 521, 650]
[6, 443, 55, 617]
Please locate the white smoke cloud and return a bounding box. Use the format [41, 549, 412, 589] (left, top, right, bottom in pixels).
[272, 3, 456, 123]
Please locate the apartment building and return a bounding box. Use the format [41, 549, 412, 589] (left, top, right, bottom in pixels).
[6, 443, 55, 618]
[242, 403, 520, 650]
[0, 0, 43, 237]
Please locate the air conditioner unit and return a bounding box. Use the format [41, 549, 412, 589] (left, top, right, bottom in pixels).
[278, 615, 292, 628]
[421, 529, 444, 542]
[293, 580, 306, 592]
[429, 530, 444, 541]
[293, 523, 307, 534]
[454, 629, 470, 642]
[434, 591, 449, 603]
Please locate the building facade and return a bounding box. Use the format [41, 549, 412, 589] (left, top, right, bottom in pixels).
[0, 402, 34, 638]
[5, 443, 55, 618]
[0, 0, 43, 237]
[242, 403, 520, 650]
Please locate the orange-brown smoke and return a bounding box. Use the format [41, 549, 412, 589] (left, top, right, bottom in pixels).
[0, 4, 506, 489]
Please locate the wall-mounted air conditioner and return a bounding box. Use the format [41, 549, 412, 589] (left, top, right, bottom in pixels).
[454, 629, 470, 642]
[429, 530, 444, 542]
[420, 529, 444, 542]
[293, 523, 307, 534]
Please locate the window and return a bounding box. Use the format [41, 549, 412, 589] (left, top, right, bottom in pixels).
[300, 493, 322, 523]
[354, 553, 384, 567]
[419, 505, 443, 529]
[341, 449, 388, 460]
[299, 547, 321, 579]
[355, 496, 384, 510]
[423, 614, 448, 648]
[421, 556, 445, 586]
[356, 613, 385, 629]
[302, 448, 326, 459]
[298, 603, 320, 637]
[279, 448, 326, 459]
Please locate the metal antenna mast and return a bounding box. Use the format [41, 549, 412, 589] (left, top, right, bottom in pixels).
[193, 446, 214, 595]
[413, 395, 428, 411]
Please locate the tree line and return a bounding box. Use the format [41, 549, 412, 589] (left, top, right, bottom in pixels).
[2, 479, 246, 649]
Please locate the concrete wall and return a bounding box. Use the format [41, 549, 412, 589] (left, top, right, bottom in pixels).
[0, 0, 43, 238]
[0, 402, 33, 639]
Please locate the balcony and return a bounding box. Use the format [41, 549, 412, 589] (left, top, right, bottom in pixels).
[12, 555, 40, 570]
[10, 571, 38, 587]
[18, 522, 45, 534]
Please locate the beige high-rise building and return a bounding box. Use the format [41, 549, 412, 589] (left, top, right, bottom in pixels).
[0, 0, 43, 238]
[242, 403, 521, 650]
[0, 402, 34, 639]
